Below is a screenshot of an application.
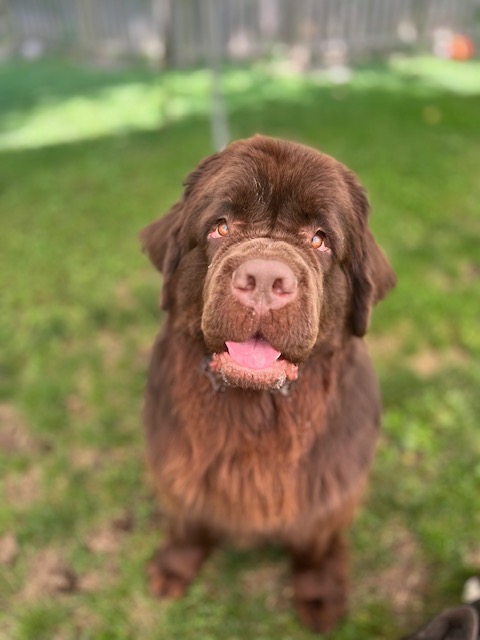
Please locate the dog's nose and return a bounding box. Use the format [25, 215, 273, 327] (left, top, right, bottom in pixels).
[231, 259, 298, 311]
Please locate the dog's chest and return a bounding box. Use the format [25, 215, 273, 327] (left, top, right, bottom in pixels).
[151, 384, 323, 537]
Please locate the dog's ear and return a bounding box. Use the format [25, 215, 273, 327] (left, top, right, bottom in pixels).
[140, 202, 184, 310]
[345, 171, 396, 337]
[140, 150, 224, 310]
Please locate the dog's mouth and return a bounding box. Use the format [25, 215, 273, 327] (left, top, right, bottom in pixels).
[209, 334, 298, 391]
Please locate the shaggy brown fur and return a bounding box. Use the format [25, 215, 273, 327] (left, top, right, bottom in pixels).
[141, 135, 395, 633]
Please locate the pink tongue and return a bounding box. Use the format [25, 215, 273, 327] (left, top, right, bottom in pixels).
[225, 337, 281, 370]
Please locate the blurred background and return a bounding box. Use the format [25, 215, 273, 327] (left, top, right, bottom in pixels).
[1, 1, 480, 639]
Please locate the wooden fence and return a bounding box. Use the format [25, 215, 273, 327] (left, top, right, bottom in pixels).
[1, 0, 479, 67]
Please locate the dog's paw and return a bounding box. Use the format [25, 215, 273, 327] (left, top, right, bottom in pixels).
[147, 559, 189, 600]
[292, 562, 348, 634]
[295, 594, 347, 634]
[147, 544, 209, 600]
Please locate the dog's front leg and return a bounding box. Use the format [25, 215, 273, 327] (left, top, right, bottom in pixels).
[148, 523, 217, 599]
[290, 532, 349, 634]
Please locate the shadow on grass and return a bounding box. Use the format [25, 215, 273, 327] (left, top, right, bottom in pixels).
[1, 56, 480, 149]
[0, 59, 159, 115]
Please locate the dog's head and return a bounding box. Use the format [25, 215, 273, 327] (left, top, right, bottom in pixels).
[141, 135, 395, 391]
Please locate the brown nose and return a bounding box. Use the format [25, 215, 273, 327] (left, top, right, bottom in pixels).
[231, 259, 298, 312]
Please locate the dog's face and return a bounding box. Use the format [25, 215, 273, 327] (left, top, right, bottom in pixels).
[141, 135, 395, 390]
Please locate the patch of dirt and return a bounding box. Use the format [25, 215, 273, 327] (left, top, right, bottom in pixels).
[366, 322, 410, 362]
[409, 347, 470, 378]
[65, 393, 91, 420]
[69, 446, 102, 470]
[0, 531, 19, 566]
[72, 606, 101, 632]
[0, 620, 15, 640]
[85, 512, 134, 554]
[67, 367, 95, 421]
[464, 546, 480, 569]
[115, 280, 136, 309]
[77, 557, 119, 593]
[4, 466, 42, 507]
[77, 570, 104, 593]
[0, 404, 38, 454]
[22, 549, 77, 601]
[241, 562, 285, 594]
[134, 340, 153, 371]
[86, 528, 121, 554]
[98, 330, 124, 370]
[458, 261, 480, 284]
[69, 446, 138, 473]
[241, 562, 291, 612]
[128, 593, 166, 633]
[357, 521, 428, 620]
[48, 606, 101, 640]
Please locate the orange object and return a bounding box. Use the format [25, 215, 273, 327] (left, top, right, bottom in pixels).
[450, 34, 475, 60]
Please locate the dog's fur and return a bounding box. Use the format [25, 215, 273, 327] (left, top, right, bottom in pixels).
[141, 135, 395, 632]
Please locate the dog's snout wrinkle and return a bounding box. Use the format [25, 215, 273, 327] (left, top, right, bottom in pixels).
[232, 258, 297, 312]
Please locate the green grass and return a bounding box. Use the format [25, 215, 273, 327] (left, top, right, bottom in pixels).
[1, 57, 480, 639]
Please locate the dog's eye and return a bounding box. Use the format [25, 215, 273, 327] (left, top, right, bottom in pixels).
[311, 232, 331, 253]
[209, 220, 229, 239]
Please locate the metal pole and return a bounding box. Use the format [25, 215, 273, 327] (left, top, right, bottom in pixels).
[204, 0, 230, 151]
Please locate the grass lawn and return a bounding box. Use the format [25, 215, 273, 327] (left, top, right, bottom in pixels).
[0, 57, 479, 639]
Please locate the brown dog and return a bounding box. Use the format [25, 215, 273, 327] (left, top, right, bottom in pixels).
[141, 135, 395, 633]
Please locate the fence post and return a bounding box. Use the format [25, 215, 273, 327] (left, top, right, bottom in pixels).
[76, 0, 95, 58]
[0, 0, 16, 56]
[205, 0, 230, 151]
[410, 0, 430, 48]
[151, 0, 170, 68]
